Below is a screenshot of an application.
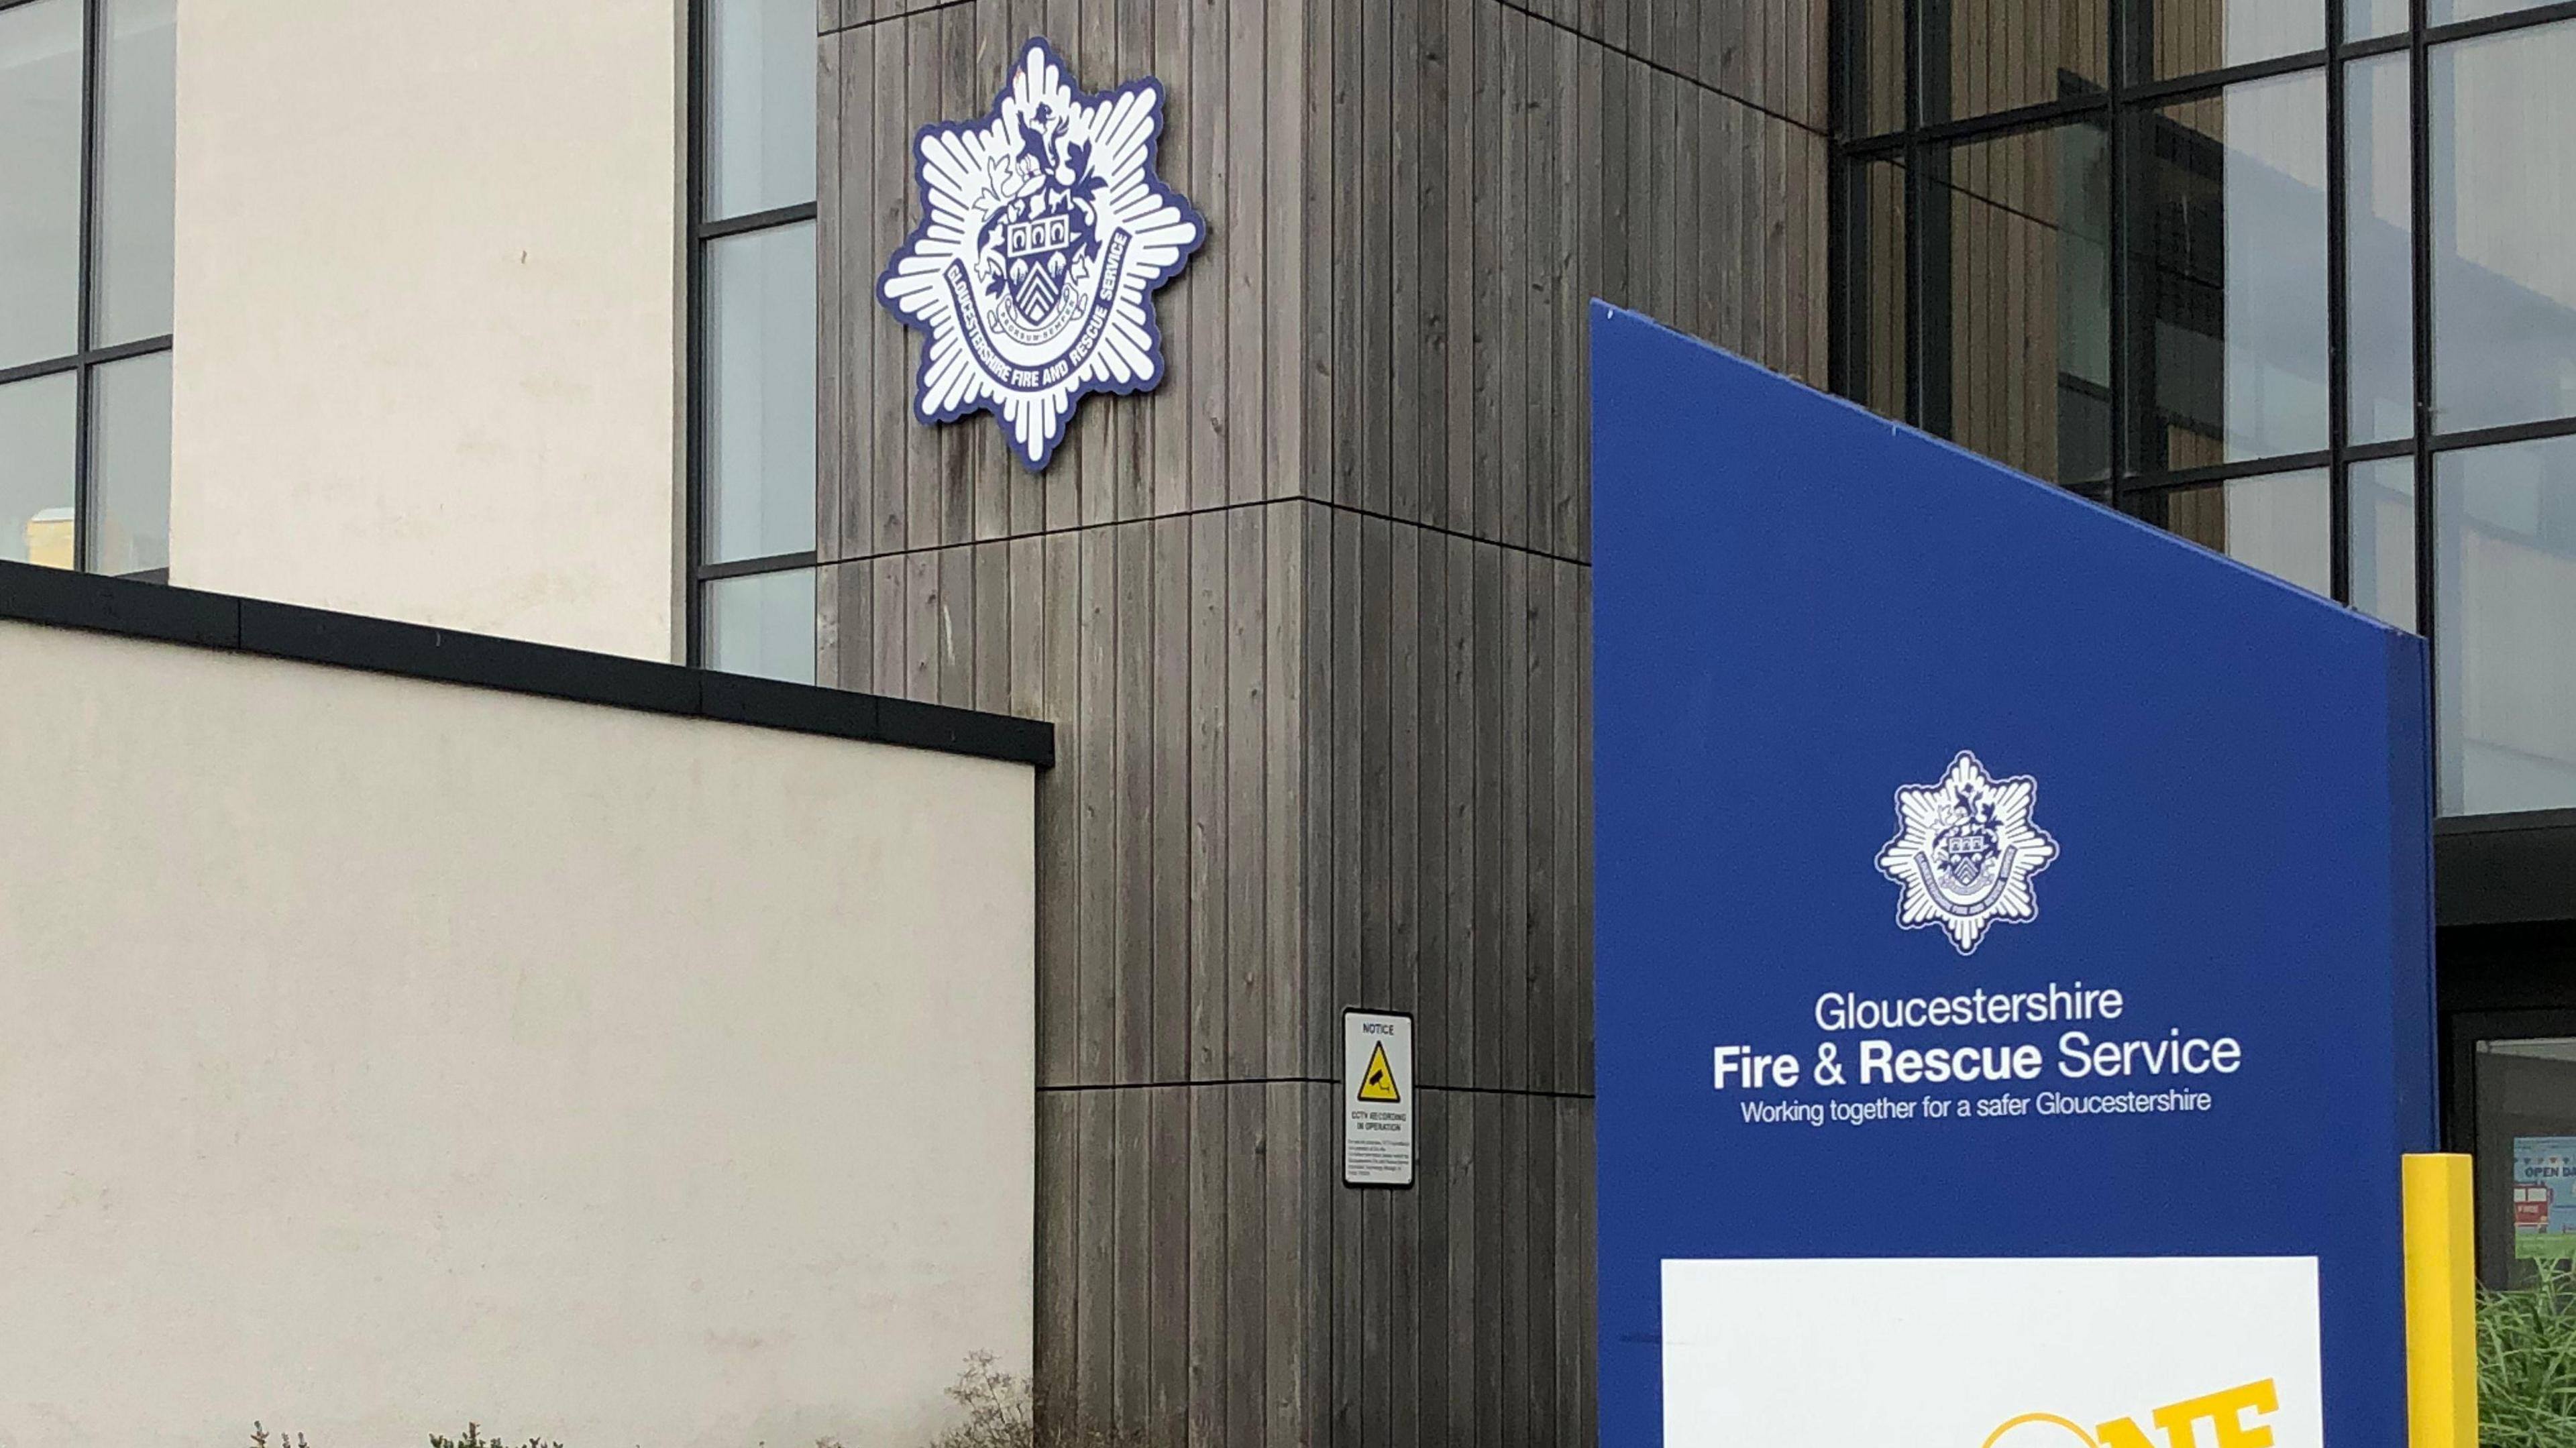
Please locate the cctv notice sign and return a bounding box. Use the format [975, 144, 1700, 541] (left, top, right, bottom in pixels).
[1590, 305, 2435, 1448]
[1343, 1009, 1413, 1187]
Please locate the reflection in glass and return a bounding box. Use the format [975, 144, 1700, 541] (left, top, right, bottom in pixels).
[2143, 0, 2322, 79]
[2348, 0, 2408, 40]
[2347, 56, 2411, 445]
[706, 0, 817, 221]
[2472, 1038, 2576, 1288]
[2129, 72, 2328, 471]
[92, 0, 176, 347]
[2350, 457, 2416, 631]
[1852, 1, 1904, 136]
[1923, 124, 2110, 484]
[0, 0, 83, 370]
[1922, 0, 2106, 125]
[1849, 160, 1907, 423]
[2434, 0, 2562, 25]
[0, 372, 76, 567]
[705, 221, 817, 564]
[705, 567, 817, 683]
[90, 350, 169, 576]
[2432, 21, 2576, 436]
[2131, 469, 2330, 596]
[2435, 435, 2576, 814]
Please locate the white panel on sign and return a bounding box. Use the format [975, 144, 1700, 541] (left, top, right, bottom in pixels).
[1661, 1256, 2323, 1448]
[1342, 1009, 1414, 1188]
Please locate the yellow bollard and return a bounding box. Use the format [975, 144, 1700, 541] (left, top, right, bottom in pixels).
[2403, 1153, 2477, 1448]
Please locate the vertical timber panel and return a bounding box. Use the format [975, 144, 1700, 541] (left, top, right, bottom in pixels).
[1152, 515, 1193, 1082]
[1389, 0, 1420, 530]
[1074, 524, 1116, 1424]
[1187, 0, 1228, 516]
[1267, 0, 1307, 505]
[1148, 516, 1193, 1435]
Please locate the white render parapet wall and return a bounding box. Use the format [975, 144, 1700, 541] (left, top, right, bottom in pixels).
[0, 565, 1044, 1447]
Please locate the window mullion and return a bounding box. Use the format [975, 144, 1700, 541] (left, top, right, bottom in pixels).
[2328, 0, 2353, 605]
[2105, 0, 2132, 508]
[2410, 0, 2435, 656]
[685, 0, 709, 667]
[72, 0, 98, 572]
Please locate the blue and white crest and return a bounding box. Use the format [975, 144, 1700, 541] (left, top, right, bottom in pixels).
[877, 38, 1206, 471]
[1875, 750, 2059, 954]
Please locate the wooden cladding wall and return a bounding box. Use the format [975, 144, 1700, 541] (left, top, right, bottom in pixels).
[818, 0, 1314, 560]
[818, 0, 1826, 566]
[816, 507, 1593, 1093]
[1511, 0, 1826, 125]
[815, 0, 1826, 1442]
[816, 505, 1595, 1444]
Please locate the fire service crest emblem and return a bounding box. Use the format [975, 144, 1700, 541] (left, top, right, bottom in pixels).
[877, 38, 1206, 470]
[1876, 750, 2060, 955]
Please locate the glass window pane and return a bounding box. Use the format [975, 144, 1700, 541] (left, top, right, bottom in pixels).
[2131, 469, 2330, 595]
[1851, 1, 1904, 136]
[0, 0, 83, 370]
[2470, 1036, 2576, 1288]
[2350, 457, 2416, 630]
[1847, 158, 1907, 423]
[2347, 0, 2408, 40]
[2431, 20, 2576, 437]
[0, 371, 76, 568]
[1923, 123, 2111, 485]
[2129, 72, 2329, 472]
[2433, 0, 2562, 25]
[91, 349, 169, 577]
[2434, 435, 2576, 815]
[704, 567, 816, 684]
[2145, 0, 2323, 79]
[705, 0, 816, 221]
[705, 221, 816, 563]
[1923, 1, 2107, 125]
[2347, 55, 2412, 445]
[92, 0, 175, 346]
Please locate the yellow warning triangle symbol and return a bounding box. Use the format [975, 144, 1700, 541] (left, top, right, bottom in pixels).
[1358, 1042, 1401, 1103]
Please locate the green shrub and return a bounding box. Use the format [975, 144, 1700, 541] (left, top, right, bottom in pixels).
[2479, 1258, 2576, 1446]
[928, 1351, 1168, 1448]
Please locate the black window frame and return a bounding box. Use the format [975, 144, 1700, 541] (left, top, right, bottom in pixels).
[1829, 0, 2576, 822]
[0, 0, 173, 581]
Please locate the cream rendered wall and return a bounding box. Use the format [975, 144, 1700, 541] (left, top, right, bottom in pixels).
[0, 620, 1034, 1447]
[167, 1, 687, 661]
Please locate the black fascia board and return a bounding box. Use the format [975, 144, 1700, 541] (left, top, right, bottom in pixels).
[0, 559, 1054, 769]
[2436, 810, 2576, 929]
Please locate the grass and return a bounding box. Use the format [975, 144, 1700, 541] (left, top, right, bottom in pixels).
[2480, 1257, 2576, 1446]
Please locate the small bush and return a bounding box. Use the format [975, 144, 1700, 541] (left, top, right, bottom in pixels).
[928, 1351, 1167, 1448]
[2480, 1257, 2576, 1447]
[927, 1353, 1034, 1448]
[429, 1427, 560, 1448]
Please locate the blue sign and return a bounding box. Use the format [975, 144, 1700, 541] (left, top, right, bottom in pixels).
[879, 38, 1206, 471]
[1590, 304, 2434, 1448]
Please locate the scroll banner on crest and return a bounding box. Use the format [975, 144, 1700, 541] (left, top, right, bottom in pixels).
[1588, 303, 2436, 1448]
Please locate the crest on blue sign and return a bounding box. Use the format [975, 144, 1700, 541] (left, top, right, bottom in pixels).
[1875, 750, 2059, 954]
[877, 38, 1206, 471]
